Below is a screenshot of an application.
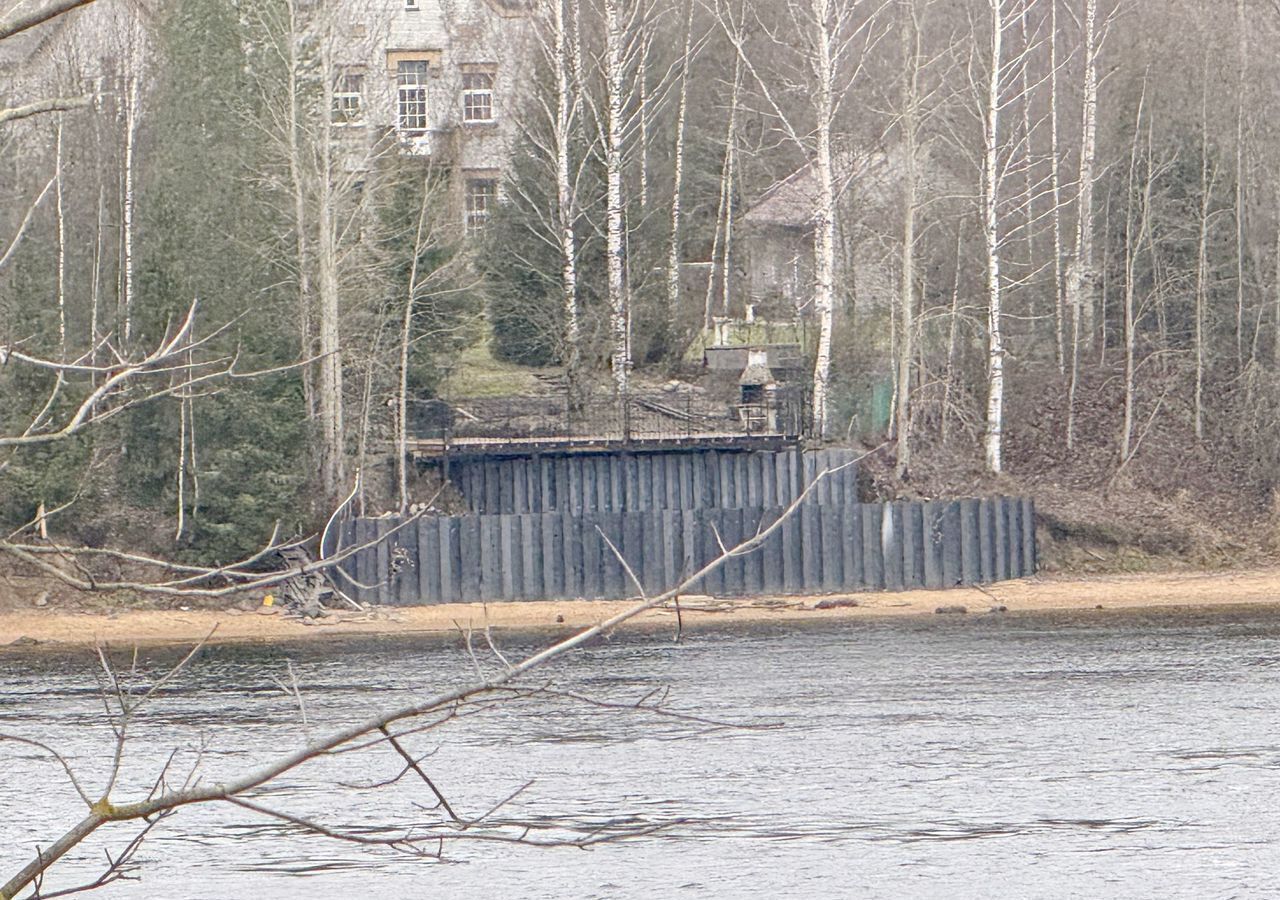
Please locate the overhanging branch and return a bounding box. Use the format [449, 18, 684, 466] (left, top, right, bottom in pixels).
[0, 0, 97, 41]
[0, 95, 90, 126]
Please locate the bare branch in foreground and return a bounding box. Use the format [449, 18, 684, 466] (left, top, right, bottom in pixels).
[0, 508, 425, 599]
[0, 0, 98, 41]
[1, 450, 872, 899]
[0, 301, 220, 450]
[24, 814, 166, 900]
[0, 95, 91, 126]
[0, 176, 56, 273]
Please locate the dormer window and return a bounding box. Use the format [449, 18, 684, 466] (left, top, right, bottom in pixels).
[462, 70, 495, 123]
[405, 0, 419, 10]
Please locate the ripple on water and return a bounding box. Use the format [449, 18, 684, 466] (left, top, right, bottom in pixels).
[5, 611, 1280, 898]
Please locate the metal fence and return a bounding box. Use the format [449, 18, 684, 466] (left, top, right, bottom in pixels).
[410, 385, 808, 447]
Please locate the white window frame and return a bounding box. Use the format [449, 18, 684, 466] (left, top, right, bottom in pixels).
[332, 70, 364, 124]
[461, 71, 495, 123]
[465, 176, 497, 233]
[404, 0, 419, 10]
[396, 60, 429, 134]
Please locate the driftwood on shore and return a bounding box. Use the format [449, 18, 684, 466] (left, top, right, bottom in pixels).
[276, 547, 330, 617]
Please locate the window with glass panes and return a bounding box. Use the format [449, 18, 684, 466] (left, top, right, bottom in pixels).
[462, 71, 494, 122]
[332, 71, 364, 122]
[465, 177, 496, 232]
[396, 60, 429, 132]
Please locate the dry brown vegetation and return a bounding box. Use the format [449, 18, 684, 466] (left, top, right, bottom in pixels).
[863, 360, 1280, 574]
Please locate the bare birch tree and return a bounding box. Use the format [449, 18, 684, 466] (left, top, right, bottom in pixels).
[394, 172, 475, 513]
[0, 452, 866, 900]
[244, 0, 394, 503]
[978, 0, 1014, 472]
[664, 0, 695, 338]
[702, 24, 743, 330]
[1193, 56, 1222, 442]
[1233, 0, 1249, 369]
[894, 0, 922, 477]
[1064, 0, 1107, 451]
[718, 0, 883, 438]
[1118, 83, 1147, 463]
[117, 32, 142, 346]
[553, 0, 585, 385]
[315, 35, 346, 501]
[1046, 0, 1067, 374]
[603, 0, 632, 406]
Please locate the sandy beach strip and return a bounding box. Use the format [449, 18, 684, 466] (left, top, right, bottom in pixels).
[4, 568, 1280, 650]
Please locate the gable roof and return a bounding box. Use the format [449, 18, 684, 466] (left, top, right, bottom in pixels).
[741, 144, 907, 230]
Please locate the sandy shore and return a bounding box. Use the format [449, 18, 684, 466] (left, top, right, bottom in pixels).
[4, 567, 1280, 650]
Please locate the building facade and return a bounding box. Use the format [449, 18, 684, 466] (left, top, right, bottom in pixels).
[332, 0, 535, 231]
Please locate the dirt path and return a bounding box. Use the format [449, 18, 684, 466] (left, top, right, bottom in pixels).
[5, 567, 1280, 650]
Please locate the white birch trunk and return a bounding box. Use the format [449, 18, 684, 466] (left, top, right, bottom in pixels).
[354, 351, 377, 517]
[1120, 87, 1147, 464]
[637, 30, 649, 210]
[1017, 0, 1036, 326]
[553, 0, 581, 385]
[894, 0, 920, 477]
[396, 296, 413, 515]
[604, 0, 630, 406]
[1065, 0, 1097, 451]
[982, 0, 1006, 473]
[941, 226, 963, 443]
[120, 73, 138, 346]
[705, 54, 742, 329]
[569, 0, 585, 96]
[1274, 183, 1280, 369]
[90, 184, 104, 377]
[1234, 0, 1247, 368]
[54, 119, 66, 361]
[316, 39, 345, 500]
[719, 137, 737, 319]
[809, 0, 837, 440]
[665, 0, 693, 335]
[1048, 0, 1065, 373]
[1194, 102, 1211, 442]
[175, 387, 188, 540]
[174, 308, 197, 540]
[286, 0, 315, 419]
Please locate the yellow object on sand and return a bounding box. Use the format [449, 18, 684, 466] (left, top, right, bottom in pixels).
[262, 595, 274, 607]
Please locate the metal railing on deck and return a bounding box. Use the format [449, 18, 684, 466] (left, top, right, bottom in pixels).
[410, 385, 807, 448]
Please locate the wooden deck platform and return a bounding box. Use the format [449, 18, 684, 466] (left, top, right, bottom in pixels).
[407, 430, 802, 461]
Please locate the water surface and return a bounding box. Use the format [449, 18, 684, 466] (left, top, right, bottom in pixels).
[4, 609, 1280, 898]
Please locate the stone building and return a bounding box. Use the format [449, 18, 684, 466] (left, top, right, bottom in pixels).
[332, 0, 535, 231]
[1, 0, 536, 233]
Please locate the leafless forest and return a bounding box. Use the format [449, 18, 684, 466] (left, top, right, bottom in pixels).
[4, 0, 1280, 569]
[9, 1, 1280, 896]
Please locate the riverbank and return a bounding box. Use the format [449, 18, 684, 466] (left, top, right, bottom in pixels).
[5, 567, 1280, 650]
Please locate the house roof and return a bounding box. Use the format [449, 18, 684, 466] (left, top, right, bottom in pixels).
[741, 145, 905, 230]
[741, 164, 825, 229]
[739, 363, 774, 386]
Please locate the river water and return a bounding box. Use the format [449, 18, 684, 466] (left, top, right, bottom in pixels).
[4, 608, 1280, 898]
